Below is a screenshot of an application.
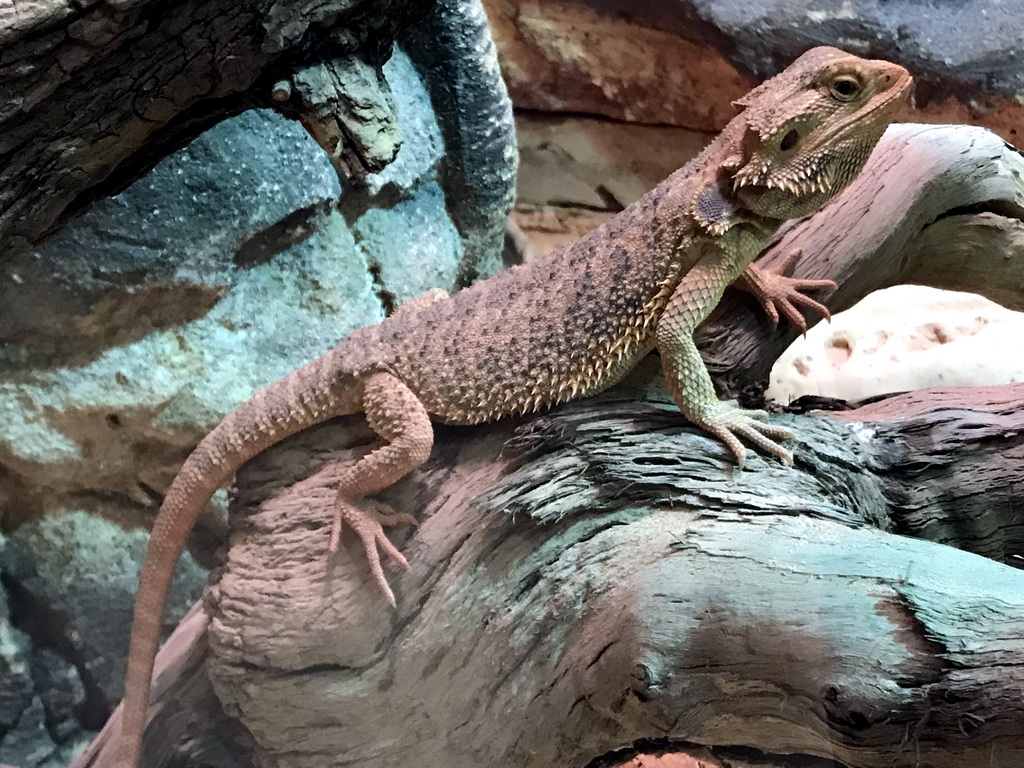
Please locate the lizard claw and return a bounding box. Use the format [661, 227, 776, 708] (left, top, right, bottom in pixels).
[742, 248, 838, 333]
[329, 498, 416, 607]
[693, 400, 794, 469]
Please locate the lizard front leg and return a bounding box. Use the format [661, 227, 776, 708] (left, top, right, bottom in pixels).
[735, 248, 837, 332]
[332, 372, 433, 605]
[656, 247, 794, 468]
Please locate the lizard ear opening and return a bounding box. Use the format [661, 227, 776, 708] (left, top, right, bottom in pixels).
[779, 128, 801, 151]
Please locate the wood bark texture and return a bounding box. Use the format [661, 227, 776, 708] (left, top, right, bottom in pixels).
[80, 124, 1024, 768]
[0, 0, 432, 258]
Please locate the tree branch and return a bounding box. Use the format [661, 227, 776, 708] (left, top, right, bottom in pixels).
[82, 124, 1024, 767]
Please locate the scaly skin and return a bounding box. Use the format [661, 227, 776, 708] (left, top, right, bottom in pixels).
[116, 47, 913, 768]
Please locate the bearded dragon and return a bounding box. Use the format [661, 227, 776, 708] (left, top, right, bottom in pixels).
[115, 47, 913, 768]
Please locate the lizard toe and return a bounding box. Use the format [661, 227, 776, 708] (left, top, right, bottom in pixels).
[363, 500, 418, 530]
[329, 498, 415, 607]
[697, 402, 795, 467]
[731, 422, 795, 465]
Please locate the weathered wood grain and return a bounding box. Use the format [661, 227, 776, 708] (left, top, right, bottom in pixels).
[79, 125, 1024, 768]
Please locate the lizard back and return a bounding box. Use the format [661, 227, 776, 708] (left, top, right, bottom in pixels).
[341, 164, 710, 424]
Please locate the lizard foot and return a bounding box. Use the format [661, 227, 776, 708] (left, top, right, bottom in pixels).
[744, 248, 838, 332]
[329, 498, 417, 607]
[693, 400, 795, 469]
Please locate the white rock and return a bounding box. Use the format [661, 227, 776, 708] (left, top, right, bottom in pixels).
[769, 285, 1024, 403]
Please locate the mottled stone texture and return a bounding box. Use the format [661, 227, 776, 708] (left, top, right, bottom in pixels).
[0, 0, 517, 763]
[401, 0, 518, 282]
[486, 0, 1024, 142]
[769, 285, 1024, 404]
[495, 0, 1024, 259]
[0, 0, 431, 256]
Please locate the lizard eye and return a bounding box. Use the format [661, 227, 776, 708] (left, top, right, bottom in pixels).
[829, 75, 862, 102]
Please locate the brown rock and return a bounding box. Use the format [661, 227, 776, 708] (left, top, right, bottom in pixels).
[483, 0, 752, 131]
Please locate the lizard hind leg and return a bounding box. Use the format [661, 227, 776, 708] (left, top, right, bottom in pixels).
[330, 371, 433, 606]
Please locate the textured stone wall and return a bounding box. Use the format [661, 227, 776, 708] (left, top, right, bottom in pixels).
[0, 1, 516, 763]
[491, 0, 1024, 252]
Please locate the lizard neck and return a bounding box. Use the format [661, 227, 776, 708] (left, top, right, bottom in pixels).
[373, 133, 789, 425]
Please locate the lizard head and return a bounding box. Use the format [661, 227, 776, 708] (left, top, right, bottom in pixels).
[727, 47, 913, 221]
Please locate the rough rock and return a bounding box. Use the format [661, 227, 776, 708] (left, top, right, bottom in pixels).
[402, 0, 519, 282]
[769, 286, 1024, 403]
[0, 567, 88, 768]
[29, 649, 86, 743]
[515, 114, 708, 210]
[4, 511, 204, 708]
[0, 577, 37, 758]
[361, 50, 445, 197]
[485, 0, 1024, 144]
[1, 698, 53, 768]
[484, 0, 752, 130]
[0, 48, 447, 525]
[0, 1, 519, 757]
[350, 185, 462, 309]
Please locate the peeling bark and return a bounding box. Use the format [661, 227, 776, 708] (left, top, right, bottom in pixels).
[80, 124, 1024, 767]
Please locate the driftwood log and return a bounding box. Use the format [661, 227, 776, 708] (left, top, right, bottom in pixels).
[76, 123, 1024, 768]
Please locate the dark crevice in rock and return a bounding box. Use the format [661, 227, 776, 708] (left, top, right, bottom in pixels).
[366, 261, 397, 317]
[0, 572, 111, 732]
[232, 199, 335, 269]
[934, 199, 1024, 224]
[58, 95, 252, 246]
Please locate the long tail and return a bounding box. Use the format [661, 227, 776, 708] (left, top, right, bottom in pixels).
[115, 351, 361, 768]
